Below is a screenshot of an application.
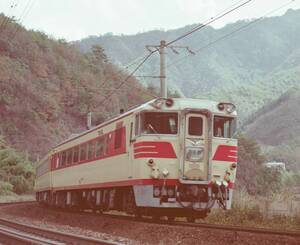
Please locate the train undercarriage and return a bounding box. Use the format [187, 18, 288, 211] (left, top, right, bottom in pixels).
[36, 183, 230, 221]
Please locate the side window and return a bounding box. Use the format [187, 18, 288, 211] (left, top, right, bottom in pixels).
[87, 141, 95, 160]
[135, 114, 139, 136]
[67, 149, 73, 165]
[79, 144, 87, 162]
[56, 153, 60, 168]
[115, 127, 123, 149]
[61, 151, 67, 166]
[213, 116, 236, 138]
[95, 136, 107, 158]
[188, 117, 203, 136]
[73, 146, 79, 163]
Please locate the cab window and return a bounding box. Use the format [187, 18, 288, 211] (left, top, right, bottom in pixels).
[213, 116, 236, 138]
[188, 117, 203, 136]
[140, 112, 178, 135]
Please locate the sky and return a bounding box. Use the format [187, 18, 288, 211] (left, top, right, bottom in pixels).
[0, 0, 300, 41]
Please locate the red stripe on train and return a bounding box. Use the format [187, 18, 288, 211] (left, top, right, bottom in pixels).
[213, 145, 237, 162]
[133, 141, 177, 159]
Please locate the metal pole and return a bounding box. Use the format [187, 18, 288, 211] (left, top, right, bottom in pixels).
[87, 112, 92, 129]
[159, 40, 167, 98]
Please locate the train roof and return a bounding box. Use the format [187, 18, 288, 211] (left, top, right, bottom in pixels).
[54, 97, 236, 149]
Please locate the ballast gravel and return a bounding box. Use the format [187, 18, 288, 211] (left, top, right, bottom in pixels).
[0, 203, 299, 245]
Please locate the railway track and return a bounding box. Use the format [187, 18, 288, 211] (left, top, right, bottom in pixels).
[0, 200, 37, 207]
[0, 217, 122, 244]
[100, 212, 300, 238]
[1, 201, 300, 242]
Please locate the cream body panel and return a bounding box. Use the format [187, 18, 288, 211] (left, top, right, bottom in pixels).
[211, 137, 237, 183]
[34, 172, 51, 191]
[52, 154, 130, 188]
[132, 135, 180, 180]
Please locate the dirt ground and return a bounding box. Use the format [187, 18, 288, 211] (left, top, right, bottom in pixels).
[0, 203, 299, 245]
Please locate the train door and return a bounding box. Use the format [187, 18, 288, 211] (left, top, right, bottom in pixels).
[182, 113, 208, 181]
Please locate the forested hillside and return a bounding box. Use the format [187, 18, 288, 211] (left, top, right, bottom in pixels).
[0, 15, 153, 159]
[243, 86, 300, 171]
[77, 9, 300, 121]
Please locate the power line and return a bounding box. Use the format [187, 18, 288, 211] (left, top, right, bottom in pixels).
[89, 0, 254, 105]
[167, 0, 297, 69]
[95, 51, 156, 107]
[10, 0, 36, 41]
[0, 1, 18, 35]
[165, 0, 252, 46]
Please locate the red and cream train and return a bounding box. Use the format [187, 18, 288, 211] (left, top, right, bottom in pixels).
[35, 98, 238, 220]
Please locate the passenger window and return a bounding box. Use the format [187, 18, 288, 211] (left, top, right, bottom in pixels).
[135, 114, 139, 136]
[115, 127, 123, 149]
[61, 151, 67, 166]
[95, 137, 106, 158]
[67, 149, 73, 165]
[73, 146, 79, 163]
[87, 141, 95, 160]
[188, 117, 203, 136]
[79, 144, 87, 161]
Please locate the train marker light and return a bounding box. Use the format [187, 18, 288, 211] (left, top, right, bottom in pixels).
[217, 103, 225, 111]
[230, 163, 237, 170]
[167, 187, 175, 197]
[148, 159, 154, 166]
[165, 98, 174, 107]
[153, 186, 161, 197]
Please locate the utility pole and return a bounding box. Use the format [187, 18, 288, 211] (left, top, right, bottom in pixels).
[145, 41, 194, 99]
[159, 40, 166, 98]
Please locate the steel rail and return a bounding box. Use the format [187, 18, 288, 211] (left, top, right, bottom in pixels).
[0, 200, 37, 207]
[2, 201, 300, 240]
[0, 218, 122, 245]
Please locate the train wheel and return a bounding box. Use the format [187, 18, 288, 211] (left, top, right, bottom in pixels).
[152, 215, 160, 221]
[187, 217, 195, 223]
[168, 216, 175, 222]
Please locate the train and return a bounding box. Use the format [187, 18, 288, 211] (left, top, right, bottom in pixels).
[35, 97, 237, 220]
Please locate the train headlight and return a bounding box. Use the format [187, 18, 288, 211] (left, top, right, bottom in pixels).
[222, 180, 229, 187]
[216, 180, 222, 186]
[217, 102, 236, 114]
[225, 104, 236, 113]
[162, 168, 169, 177]
[185, 147, 204, 162]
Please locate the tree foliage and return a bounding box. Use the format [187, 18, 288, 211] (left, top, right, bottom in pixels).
[0, 15, 153, 159]
[0, 136, 34, 195]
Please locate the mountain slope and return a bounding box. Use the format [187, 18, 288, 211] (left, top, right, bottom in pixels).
[243, 86, 300, 170]
[0, 15, 152, 159]
[77, 9, 300, 121]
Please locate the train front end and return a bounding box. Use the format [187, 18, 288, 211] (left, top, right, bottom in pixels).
[132, 98, 237, 218]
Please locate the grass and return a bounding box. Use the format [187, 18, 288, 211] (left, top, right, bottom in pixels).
[0, 193, 35, 203]
[203, 189, 300, 231]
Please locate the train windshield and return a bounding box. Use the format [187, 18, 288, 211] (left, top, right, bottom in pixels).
[140, 112, 178, 135]
[213, 116, 237, 138]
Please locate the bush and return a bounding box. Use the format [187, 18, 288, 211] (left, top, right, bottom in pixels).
[0, 136, 35, 195]
[0, 181, 13, 195]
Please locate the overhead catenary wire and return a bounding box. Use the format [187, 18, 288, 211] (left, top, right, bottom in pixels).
[97, 0, 253, 106]
[165, 0, 252, 46]
[132, 0, 252, 81]
[0, 0, 19, 35]
[167, 0, 297, 69]
[10, 0, 36, 40]
[96, 50, 157, 107]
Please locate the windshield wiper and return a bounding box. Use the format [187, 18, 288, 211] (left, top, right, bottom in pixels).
[147, 124, 161, 139]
